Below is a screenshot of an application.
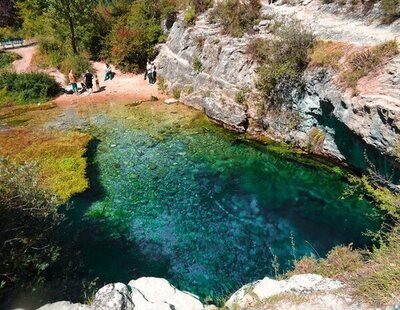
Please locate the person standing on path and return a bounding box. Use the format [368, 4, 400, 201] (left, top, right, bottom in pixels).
[84, 70, 94, 95]
[104, 63, 113, 81]
[68, 70, 78, 95]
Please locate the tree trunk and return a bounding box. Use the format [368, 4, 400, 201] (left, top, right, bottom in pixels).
[65, 0, 78, 55]
[68, 15, 78, 54]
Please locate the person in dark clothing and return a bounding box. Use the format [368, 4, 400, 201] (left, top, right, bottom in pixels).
[84, 70, 94, 95]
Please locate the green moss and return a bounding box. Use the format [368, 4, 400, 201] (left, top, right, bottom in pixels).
[0, 129, 91, 202]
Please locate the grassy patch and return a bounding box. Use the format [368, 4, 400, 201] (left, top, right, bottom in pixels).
[0, 129, 91, 202]
[340, 40, 398, 89]
[308, 40, 348, 70]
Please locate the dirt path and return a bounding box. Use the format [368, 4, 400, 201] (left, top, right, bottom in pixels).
[262, 1, 400, 45]
[9, 45, 164, 106]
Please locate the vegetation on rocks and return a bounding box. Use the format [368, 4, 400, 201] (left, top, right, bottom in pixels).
[254, 18, 315, 106]
[341, 40, 398, 89]
[209, 0, 261, 37]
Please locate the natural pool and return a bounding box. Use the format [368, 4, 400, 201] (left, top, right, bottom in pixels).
[60, 102, 381, 303]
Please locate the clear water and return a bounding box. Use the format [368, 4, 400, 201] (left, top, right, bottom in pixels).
[64, 103, 380, 301]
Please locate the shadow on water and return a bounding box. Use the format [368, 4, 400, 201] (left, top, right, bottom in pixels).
[58, 137, 171, 298]
[316, 99, 400, 183]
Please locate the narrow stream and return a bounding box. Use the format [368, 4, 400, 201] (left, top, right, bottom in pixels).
[57, 103, 381, 302]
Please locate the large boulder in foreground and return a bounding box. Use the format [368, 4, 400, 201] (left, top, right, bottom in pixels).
[225, 274, 343, 309]
[38, 277, 204, 310]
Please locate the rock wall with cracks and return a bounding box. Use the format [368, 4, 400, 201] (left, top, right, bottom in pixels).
[156, 5, 400, 182]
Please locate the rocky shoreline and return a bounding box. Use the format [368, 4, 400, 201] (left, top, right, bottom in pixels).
[37, 274, 352, 310]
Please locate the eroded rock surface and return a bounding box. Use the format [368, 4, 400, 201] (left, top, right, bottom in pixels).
[156, 1, 400, 179]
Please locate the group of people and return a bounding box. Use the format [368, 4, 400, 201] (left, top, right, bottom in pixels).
[145, 61, 157, 84]
[68, 61, 156, 95]
[68, 69, 100, 95]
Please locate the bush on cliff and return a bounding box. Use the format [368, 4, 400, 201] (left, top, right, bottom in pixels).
[209, 0, 261, 37]
[255, 18, 315, 106]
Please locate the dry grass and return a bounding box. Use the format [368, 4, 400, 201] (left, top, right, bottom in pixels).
[308, 40, 349, 70]
[0, 128, 91, 202]
[340, 40, 399, 89]
[289, 245, 363, 279]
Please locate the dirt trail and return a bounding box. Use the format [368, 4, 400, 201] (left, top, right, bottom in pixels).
[9, 45, 163, 106]
[262, 1, 400, 45]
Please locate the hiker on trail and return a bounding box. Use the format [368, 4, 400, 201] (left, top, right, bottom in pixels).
[94, 74, 100, 92]
[84, 70, 94, 95]
[68, 70, 78, 95]
[144, 60, 151, 82]
[104, 63, 113, 81]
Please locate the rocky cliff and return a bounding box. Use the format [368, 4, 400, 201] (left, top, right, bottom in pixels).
[156, 0, 400, 181]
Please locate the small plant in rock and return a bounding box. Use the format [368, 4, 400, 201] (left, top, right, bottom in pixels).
[172, 87, 182, 99]
[307, 125, 326, 153]
[196, 35, 206, 50]
[157, 77, 167, 93]
[382, 0, 400, 23]
[185, 85, 194, 94]
[193, 56, 203, 73]
[184, 6, 197, 26]
[235, 88, 249, 104]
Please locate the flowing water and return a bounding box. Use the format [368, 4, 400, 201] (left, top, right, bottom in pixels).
[52, 101, 382, 303]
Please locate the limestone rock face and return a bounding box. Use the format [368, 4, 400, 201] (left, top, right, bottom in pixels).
[156, 2, 400, 177]
[225, 274, 343, 309]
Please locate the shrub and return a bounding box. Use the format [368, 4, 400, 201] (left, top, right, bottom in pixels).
[341, 40, 398, 89]
[381, 0, 400, 23]
[193, 56, 203, 73]
[209, 0, 261, 37]
[0, 158, 61, 298]
[0, 72, 61, 105]
[0, 51, 20, 70]
[255, 18, 315, 106]
[184, 6, 197, 26]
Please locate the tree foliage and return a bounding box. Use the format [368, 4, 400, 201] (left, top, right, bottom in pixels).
[0, 158, 61, 299]
[0, 0, 19, 28]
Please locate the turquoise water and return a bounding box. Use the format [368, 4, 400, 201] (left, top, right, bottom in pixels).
[66, 106, 380, 301]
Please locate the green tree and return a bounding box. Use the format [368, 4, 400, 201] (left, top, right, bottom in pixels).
[46, 0, 96, 54]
